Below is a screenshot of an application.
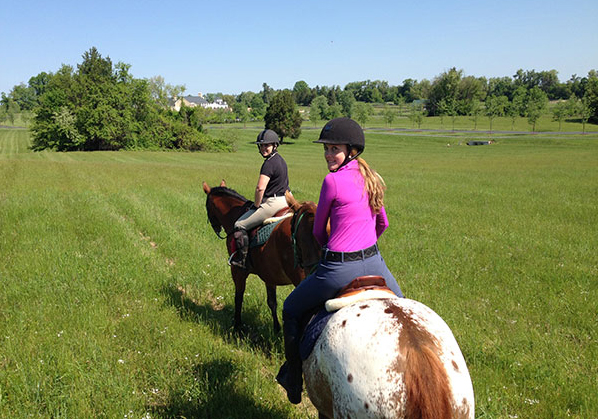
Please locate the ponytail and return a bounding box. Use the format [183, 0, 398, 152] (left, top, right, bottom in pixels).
[356, 155, 386, 213]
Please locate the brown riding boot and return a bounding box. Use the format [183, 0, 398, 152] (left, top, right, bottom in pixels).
[276, 315, 303, 404]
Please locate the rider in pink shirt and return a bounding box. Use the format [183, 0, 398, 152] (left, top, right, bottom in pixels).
[277, 118, 403, 404]
[314, 158, 388, 252]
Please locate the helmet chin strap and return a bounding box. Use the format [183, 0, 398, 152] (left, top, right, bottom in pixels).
[331, 148, 362, 172]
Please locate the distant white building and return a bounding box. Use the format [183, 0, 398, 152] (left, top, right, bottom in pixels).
[171, 92, 230, 111]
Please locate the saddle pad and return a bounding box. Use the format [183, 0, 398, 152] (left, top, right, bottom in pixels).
[325, 289, 396, 312]
[249, 219, 282, 248]
[300, 309, 334, 361]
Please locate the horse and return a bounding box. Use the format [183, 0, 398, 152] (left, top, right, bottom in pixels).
[286, 193, 475, 419]
[202, 180, 306, 332]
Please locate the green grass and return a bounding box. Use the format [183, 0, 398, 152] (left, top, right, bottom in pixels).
[1, 126, 597, 418]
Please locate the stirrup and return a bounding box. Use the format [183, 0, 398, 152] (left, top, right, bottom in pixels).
[228, 250, 246, 268]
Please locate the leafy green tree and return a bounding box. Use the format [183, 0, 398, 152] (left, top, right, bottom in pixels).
[570, 96, 593, 133]
[408, 103, 426, 129]
[468, 99, 483, 130]
[292, 80, 313, 106]
[309, 100, 321, 127]
[28, 72, 51, 98]
[551, 101, 570, 131]
[232, 102, 249, 127]
[353, 102, 373, 127]
[427, 67, 462, 116]
[485, 95, 508, 132]
[382, 105, 396, 127]
[264, 90, 302, 142]
[147, 75, 185, 108]
[338, 90, 356, 117]
[584, 73, 598, 122]
[311, 95, 329, 120]
[249, 95, 266, 120]
[7, 83, 37, 110]
[511, 86, 528, 117]
[261, 83, 275, 104]
[526, 87, 548, 132]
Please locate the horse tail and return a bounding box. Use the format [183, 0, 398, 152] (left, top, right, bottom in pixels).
[404, 343, 452, 419]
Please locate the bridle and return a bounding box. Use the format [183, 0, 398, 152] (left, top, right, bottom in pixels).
[206, 194, 253, 240]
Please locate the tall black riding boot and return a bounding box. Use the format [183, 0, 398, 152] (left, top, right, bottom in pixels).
[276, 313, 303, 404]
[230, 228, 249, 269]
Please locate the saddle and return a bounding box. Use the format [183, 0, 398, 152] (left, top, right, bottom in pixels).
[248, 207, 292, 248]
[299, 276, 396, 360]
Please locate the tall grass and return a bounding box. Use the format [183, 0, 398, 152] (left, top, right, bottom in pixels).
[0, 127, 597, 418]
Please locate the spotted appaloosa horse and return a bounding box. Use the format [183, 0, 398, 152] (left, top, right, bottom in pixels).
[202, 180, 306, 332]
[286, 194, 475, 419]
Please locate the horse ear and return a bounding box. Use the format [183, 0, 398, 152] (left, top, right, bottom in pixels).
[202, 181, 211, 194]
[220, 179, 226, 187]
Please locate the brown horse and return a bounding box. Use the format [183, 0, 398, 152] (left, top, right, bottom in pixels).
[285, 194, 475, 419]
[202, 180, 306, 332]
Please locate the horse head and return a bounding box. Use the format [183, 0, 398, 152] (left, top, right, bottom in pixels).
[285, 191, 321, 275]
[202, 180, 249, 239]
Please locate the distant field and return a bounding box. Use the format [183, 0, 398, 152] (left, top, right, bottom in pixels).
[1, 127, 597, 418]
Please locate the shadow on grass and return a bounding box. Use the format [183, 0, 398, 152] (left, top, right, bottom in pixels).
[150, 359, 293, 419]
[163, 284, 283, 358]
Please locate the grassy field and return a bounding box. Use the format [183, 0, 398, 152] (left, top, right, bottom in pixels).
[1, 126, 597, 418]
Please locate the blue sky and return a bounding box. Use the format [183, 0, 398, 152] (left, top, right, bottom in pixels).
[1, 0, 597, 96]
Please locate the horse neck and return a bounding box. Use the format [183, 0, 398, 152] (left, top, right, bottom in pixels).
[212, 195, 249, 233]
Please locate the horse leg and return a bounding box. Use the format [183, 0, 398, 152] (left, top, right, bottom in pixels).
[266, 284, 280, 332]
[231, 268, 248, 331]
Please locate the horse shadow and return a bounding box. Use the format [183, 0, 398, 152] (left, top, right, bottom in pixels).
[163, 284, 283, 358]
[149, 359, 292, 419]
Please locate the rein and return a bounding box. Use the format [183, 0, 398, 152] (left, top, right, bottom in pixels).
[291, 208, 318, 274]
[206, 193, 253, 240]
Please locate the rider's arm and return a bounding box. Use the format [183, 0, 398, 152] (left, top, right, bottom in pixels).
[254, 174, 270, 207]
[313, 175, 335, 246]
[375, 206, 389, 238]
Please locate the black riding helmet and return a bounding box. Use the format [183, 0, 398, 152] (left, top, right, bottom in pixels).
[255, 129, 280, 157]
[313, 117, 365, 169]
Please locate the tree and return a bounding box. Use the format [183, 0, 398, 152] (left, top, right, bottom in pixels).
[338, 90, 356, 118]
[292, 80, 313, 106]
[310, 95, 329, 121]
[408, 103, 426, 129]
[261, 83, 275, 104]
[353, 102, 373, 127]
[264, 90, 302, 142]
[485, 95, 507, 133]
[427, 67, 462, 116]
[382, 105, 396, 127]
[147, 75, 185, 108]
[570, 96, 593, 133]
[30, 47, 223, 152]
[309, 100, 321, 127]
[526, 87, 548, 132]
[551, 101, 570, 131]
[468, 99, 483, 130]
[249, 95, 266, 120]
[232, 102, 249, 127]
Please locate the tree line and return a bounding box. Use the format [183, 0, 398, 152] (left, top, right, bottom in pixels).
[2, 47, 597, 151]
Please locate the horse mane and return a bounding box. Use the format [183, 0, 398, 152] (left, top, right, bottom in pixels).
[207, 186, 248, 203]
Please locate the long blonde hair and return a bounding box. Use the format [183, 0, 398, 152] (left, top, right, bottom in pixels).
[351, 148, 386, 213]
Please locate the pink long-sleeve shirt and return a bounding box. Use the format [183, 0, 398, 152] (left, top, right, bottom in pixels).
[313, 159, 389, 252]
